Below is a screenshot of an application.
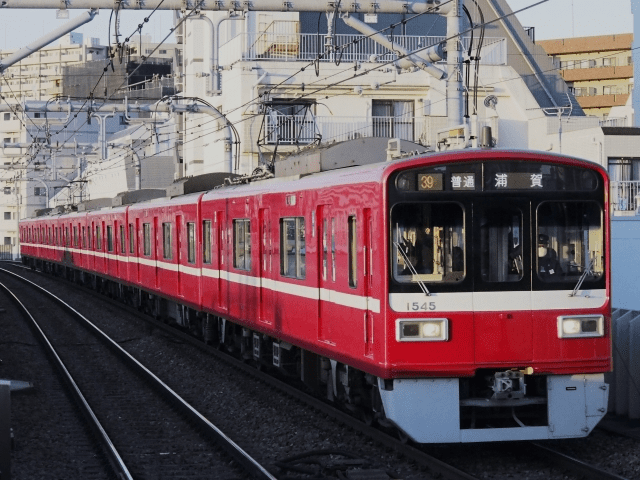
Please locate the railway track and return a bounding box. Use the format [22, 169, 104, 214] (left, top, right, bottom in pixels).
[3, 262, 635, 480]
[0, 267, 276, 480]
[528, 443, 630, 480]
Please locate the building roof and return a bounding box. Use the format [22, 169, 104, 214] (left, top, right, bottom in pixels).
[538, 34, 633, 55]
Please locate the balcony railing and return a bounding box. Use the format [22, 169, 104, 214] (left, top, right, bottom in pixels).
[546, 116, 628, 135]
[221, 34, 506, 66]
[260, 115, 498, 148]
[611, 181, 640, 213]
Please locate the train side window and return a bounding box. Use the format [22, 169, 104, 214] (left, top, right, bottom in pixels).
[120, 225, 126, 254]
[82, 227, 86, 248]
[479, 207, 522, 283]
[233, 219, 251, 271]
[143, 223, 151, 256]
[163, 222, 172, 260]
[280, 217, 305, 279]
[129, 224, 134, 253]
[348, 216, 357, 288]
[96, 225, 102, 250]
[73, 226, 78, 247]
[65, 226, 69, 246]
[187, 222, 196, 264]
[392, 203, 465, 283]
[107, 225, 114, 252]
[202, 220, 212, 264]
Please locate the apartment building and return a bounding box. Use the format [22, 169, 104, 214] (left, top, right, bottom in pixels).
[0, 33, 108, 101]
[538, 34, 634, 119]
[0, 33, 181, 258]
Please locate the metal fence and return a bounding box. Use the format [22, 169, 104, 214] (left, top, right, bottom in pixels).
[0, 245, 13, 260]
[608, 309, 640, 419]
[220, 34, 507, 66]
[261, 114, 498, 149]
[610, 181, 640, 213]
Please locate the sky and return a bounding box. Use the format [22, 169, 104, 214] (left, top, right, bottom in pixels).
[0, 0, 634, 51]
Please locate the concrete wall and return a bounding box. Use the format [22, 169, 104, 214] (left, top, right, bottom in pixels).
[611, 217, 640, 311]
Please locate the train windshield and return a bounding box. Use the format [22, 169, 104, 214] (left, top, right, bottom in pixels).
[536, 201, 604, 283]
[391, 203, 465, 283]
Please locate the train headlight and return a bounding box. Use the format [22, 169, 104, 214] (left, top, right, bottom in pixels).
[396, 319, 449, 342]
[557, 315, 604, 339]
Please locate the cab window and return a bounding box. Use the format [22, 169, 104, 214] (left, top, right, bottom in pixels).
[391, 203, 464, 283]
[536, 201, 603, 283]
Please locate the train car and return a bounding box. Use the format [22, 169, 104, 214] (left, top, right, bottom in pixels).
[19, 149, 611, 443]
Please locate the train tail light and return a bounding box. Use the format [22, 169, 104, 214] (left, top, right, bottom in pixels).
[557, 315, 604, 338]
[396, 319, 449, 342]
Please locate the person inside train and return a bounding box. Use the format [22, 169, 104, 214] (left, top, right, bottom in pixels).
[538, 233, 563, 278]
[414, 227, 434, 274]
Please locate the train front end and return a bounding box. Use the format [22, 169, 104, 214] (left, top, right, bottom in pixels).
[379, 151, 611, 443]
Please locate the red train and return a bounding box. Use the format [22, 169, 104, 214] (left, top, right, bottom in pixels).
[20, 149, 611, 443]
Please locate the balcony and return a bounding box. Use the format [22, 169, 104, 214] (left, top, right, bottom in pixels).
[259, 114, 498, 149]
[220, 33, 506, 66]
[611, 181, 640, 215]
[561, 65, 633, 82]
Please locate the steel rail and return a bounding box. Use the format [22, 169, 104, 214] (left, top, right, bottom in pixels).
[42, 267, 479, 480]
[529, 442, 630, 480]
[0, 267, 278, 480]
[0, 280, 134, 480]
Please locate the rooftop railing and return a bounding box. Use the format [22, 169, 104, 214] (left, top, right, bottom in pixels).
[221, 33, 506, 66]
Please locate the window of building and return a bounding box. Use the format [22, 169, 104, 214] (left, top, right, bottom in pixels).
[143, 223, 151, 256]
[233, 219, 251, 270]
[163, 223, 172, 259]
[34, 187, 46, 196]
[160, 49, 167, 54]
[4, 237, 11, 245]
[372, 100, 414, 140]
[3, 212, 10, 220]
[187, 222, 196, 264]
[348, 216, 357, 288]
[203, 220, 212, 264]
[603, 57, 617, 67]
[107, 225, 113, 252]
[280, 217, 305, 279]
[3, 113, 9, 121]
[3, 187, 11, 195]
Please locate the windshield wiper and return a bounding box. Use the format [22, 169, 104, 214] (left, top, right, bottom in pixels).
[394, 241, 430, 296]
[569, 258, 594, 297]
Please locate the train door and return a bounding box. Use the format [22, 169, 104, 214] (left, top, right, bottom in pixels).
[363, 209, 374, 357]
[154, 216, 160, 290]
[215, 210, 227, 311]
[259, 208, 273, 323]
[473, 200, 533, 363]
[177, 215, 184, 297]
[135, 217, 141, 283]
[317, 204, 333, 341]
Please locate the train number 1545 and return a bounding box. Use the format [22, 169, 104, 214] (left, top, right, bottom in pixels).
[407, 302, 436, 311]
